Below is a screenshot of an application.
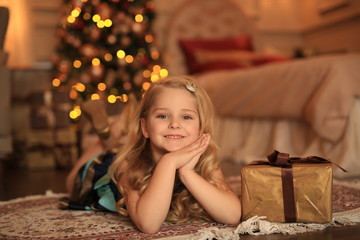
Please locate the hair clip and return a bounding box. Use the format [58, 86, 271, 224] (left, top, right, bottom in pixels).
[185, 81, 196, 93]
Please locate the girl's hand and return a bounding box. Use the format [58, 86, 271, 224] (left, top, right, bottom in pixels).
[161, 134, 210, 169]
[178, 134, 210, 172]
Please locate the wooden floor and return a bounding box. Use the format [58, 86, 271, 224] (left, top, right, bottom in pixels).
[1, 162, 360, 240]
[0, 166, 69, 201]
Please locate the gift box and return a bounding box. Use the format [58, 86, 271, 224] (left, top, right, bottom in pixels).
[24, 148, 56, 170]
[241, 150, 337, 223]
[30, 107, 55, 129]
[55, 127, 78, 145]
[29, 90, 70, 106]
[25, 129, 55, 148]
[29, 90, 71, 129]
[54, 144, 78, 169]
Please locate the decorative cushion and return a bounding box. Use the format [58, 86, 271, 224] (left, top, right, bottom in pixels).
[179, 35, 254, 74]
[193, 49, 290, 74]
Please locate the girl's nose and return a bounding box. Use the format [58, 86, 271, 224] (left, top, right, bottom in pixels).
[169, 119, 180, 129]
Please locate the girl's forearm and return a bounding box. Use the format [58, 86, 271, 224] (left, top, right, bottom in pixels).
[131, 158, 177, 233]
[179, 170, 241, 225]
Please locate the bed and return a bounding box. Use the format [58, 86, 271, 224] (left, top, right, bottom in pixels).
[162, 0, 360, 177]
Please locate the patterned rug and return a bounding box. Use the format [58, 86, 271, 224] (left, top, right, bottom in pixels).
[1, 178, 360, 240]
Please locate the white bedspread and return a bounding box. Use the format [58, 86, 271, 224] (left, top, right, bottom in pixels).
[197, 54, 360, 143]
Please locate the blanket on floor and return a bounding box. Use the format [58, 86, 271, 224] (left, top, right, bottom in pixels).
[1, 178, 360, 239]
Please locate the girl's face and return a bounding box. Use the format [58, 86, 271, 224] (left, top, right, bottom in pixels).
[141, 87, 200, 162]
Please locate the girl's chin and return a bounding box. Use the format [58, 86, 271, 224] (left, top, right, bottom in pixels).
[165, 146, 183, 153]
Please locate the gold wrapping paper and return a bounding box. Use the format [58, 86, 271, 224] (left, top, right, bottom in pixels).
[25, 150, 56, 170]
[241, 163, 333, 223]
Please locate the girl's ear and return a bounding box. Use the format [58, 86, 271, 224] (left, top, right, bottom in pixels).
[140, 118, 150, 138]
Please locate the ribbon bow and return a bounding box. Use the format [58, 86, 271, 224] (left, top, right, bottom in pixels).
[267, 150, 347, 172]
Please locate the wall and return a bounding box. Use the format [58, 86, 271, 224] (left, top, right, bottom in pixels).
[2, 0, 359, 67]
[303, 15, 360, 54]
[153, 0, 359, 56]
[301, 0, 360, 54]
[153, 0, 304, 56]
[30, 1, 61, 65]
[1, 0, 61, 68]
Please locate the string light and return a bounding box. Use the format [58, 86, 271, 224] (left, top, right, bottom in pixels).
[108, 94, 117, 103]
[97, 82, 106, 91]
[91, 93, 100, 100]
[69, 105, 81, 119]
[74, 105, 81, 116]
[67, 15, 76, 23]
[52, 78, 61, 87]
[152, 65, 161, 72]
[143, 70, 151, 78]
[92, 58, 101, 66]
[69, 110, 78, 119]
[97, 21, 105, 28]
[145, 34, 153, 43]
[83, 12, 91, 20]
[73, 60, 82, 68]
[159, 69, 168, 78]
[150, 74, 159, 82]
[71, 8, 81, 17]
[121, 94, 129, 102]
[142, 82, 151, 91]
[125, 55, 134, 63]
[117, 50, 125, 58]
[92, 14, 101, 22]
[104, 53, 113, 61]
[135, 14, 143, 23]
[75, 83, 86, 92]
[151, 50, 159, 60]
[104, 19, 112, 27]
[69, 90, 78, 100]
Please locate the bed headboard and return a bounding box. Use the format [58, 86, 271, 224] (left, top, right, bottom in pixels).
[164, 0, 257, 75]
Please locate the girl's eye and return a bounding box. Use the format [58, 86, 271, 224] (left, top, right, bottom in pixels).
[183, 115, 193, 120]
[157, 114, 168, 119]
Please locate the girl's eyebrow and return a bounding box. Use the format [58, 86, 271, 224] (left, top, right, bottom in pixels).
[182, 109, 198, 115]
[152, 108, 198, 114]
[152, 108, 169, 112]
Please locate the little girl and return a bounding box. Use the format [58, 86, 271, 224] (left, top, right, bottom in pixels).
[62, 75, 241, 233]
[111, 76, 241, 233]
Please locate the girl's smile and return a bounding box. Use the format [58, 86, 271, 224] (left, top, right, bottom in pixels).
[164, 134, 185, 139]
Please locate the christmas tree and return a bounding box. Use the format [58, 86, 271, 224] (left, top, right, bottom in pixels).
[51, 0, 167, 120]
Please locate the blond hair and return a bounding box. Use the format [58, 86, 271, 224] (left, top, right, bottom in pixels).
[111, 75, 219, 223]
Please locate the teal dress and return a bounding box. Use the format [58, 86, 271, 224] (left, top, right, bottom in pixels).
[59, 152, 122, 212]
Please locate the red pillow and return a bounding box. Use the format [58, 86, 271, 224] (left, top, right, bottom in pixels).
[196, 61, 250, 74]
[179, 35, 253, 74]
[252, 55, 289, 66]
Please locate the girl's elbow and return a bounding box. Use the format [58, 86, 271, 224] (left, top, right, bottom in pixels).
[221, 205, 242, 225]
[228, 213, 242, 225]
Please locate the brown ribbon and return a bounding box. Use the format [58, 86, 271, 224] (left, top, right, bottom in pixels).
[267, 150, 347, 172]
[281, 167, 296, 222]
[257, 150, 347, 222]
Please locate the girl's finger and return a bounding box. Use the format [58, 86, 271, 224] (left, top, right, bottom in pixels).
[190, 134, 210, 156]
[181, 134, 206, 152]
